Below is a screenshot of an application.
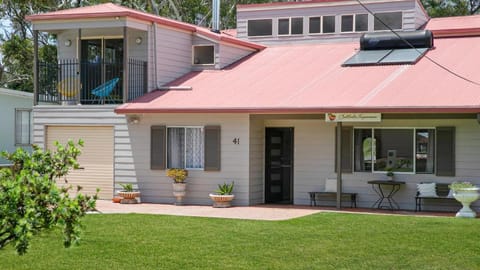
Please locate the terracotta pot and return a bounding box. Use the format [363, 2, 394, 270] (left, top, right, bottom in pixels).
[209, 194, 235, 208]
[118, 191, 140, 200]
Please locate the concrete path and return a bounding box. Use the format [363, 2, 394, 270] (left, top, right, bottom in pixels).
[94, 200, 322, 221]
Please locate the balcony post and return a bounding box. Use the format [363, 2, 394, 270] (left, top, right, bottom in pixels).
[123, 27, 129, 103]
[33, 30, 39, 105]
[77, 29, 82, 104]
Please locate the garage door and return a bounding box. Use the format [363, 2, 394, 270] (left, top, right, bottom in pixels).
[46, 126, 114, 199]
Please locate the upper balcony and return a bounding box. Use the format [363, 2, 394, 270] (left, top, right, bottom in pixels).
[37, 57, 146, 105]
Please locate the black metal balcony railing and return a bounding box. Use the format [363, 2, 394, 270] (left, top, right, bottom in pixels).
[37, 58, 147, 104]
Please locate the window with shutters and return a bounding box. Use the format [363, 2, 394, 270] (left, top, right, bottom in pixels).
[353, 128, 435, 174]
[167, 127, 204, 169]
[15, 109, 32, 145]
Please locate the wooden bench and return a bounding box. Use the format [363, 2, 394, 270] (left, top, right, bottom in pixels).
[308, 192, 357, 208]
[415, 183, 457, 211]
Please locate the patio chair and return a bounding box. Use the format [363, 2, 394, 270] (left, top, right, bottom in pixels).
[91, 77, 119, 104]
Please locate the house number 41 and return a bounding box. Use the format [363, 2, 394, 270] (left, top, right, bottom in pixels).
[232, 138, 240, 145]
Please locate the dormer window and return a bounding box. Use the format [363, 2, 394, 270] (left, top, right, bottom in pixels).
[322, 16, 336, 34]
[247, 19, 273, 37]
[355, 14, 368, 32]
[193, 45, 214, 65]
[341, 15, 354, 32]
[374, 12, 403, 31]
[342, 14, 369, 33]
[278, 17, 304, 36]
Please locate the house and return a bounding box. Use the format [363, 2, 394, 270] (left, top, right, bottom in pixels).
[28, 0, 480, 211]
[0, 88, 33, 165]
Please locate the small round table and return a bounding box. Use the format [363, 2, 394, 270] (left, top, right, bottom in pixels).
[368, 180, 406, 210]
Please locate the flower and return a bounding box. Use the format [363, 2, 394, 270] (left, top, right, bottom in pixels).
[166, 168, 188, 183]
[449, 181, 476, 191]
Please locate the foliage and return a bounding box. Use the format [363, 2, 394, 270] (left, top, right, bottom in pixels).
[386, 167, 394, 177]
[0, 140, 97, 255]
[449, 181, 476, 191]
[119, 183, 134, 192]
[214, 181, 234, 195]
[1, 213, 480, 269]
[166, 168, 188, 183]
[421, 0, 470, 17]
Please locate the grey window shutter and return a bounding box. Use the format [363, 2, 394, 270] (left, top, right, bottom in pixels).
[151, 125, 166, 170]
[335, 126, 353, 173]
[436, 126, 455, 176]
[204, 125, 221, 171]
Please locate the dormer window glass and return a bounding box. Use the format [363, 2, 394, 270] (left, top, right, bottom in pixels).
[309, 17, 321, 34]
[322, 16, 336, 34]
[355, 14, 368, 32]
[248, 19, 273, 36]
[193, 45, 215, 65]
[341, 15, 354, 32]
[374, 12, 402, 31]
[278, 17, 304, 35]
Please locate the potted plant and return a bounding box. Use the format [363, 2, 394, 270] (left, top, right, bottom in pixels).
[449, 181, 479, 218]
[209, 182, 235, 208]
[386, 167, 394, 181]
[166, 168, 188, 205]
[117, 183, 141, 204]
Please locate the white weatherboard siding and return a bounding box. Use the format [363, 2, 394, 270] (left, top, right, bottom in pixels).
[219, 43, 255, 69]
[33, 106, 136, 198]
[128, 113, 250, 205]
[248, 116, 265, 204]
[46, 126, 114, 199]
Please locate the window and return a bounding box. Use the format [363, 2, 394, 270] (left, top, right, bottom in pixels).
[354, 128, 435, 174]
[322, 16, 336, 33]
[355, 14, 368, 32]
[278, 18, 290, 35]
[278, 17, 303, 35]
[167, 127, 204, 169]
[247, 19, 273, 36]
[15, 109, 31, 145]
[309, 17, 321, 34]
[374, 12, 402, 31]
[193, 45, 214, 65]
[341, 15, 354, 32]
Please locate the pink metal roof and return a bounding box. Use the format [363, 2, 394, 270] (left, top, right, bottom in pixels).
[26, 3, 264, 51]
[425, 15, 480, 37]
[116, 35, 480, 114]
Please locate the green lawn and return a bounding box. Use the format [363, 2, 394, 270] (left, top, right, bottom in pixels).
[1, 213, 479, 270]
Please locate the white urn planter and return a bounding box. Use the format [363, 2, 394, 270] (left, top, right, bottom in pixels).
[172, 183, 187, 205]
[209, 194, 235, 208]
[453, 187, 479, 218]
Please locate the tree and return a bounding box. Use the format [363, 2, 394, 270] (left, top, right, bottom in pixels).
[421, 0, 470, 17]
[0, 140, 98, 255]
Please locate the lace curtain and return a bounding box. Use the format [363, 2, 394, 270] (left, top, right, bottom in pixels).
[167, 127, 204, 169]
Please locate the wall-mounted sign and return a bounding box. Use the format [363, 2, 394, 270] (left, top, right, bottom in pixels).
[325, 113, 382, 122]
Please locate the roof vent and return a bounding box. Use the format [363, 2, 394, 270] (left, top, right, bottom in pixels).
[360, 30, 434, 50]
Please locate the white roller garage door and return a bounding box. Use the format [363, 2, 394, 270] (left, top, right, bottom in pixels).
[46, 126, 114, 199]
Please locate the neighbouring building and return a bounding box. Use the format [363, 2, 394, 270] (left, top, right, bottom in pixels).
[27, 0, 480, 211]
[0, 88, 33, 165]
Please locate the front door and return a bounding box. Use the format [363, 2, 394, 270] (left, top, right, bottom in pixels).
[265, 128, 294, 204]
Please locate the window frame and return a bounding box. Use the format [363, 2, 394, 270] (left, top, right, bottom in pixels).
[340, 14, 354, 33]
[247, 18, 273, 37]
[308, 16, 322, 35]
[192, 44, 215, 66]
[353, 127, 436, 175]
[277, 17, 304, 36]
[322, 15, 336, 34]
[166, 126, 205, 170]
[14, 108, 32, 146]
[373, 11, 403, 31]
[354, 13, 369, 32]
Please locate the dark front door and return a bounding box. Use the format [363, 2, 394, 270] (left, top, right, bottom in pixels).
[265, 128, 294, 204]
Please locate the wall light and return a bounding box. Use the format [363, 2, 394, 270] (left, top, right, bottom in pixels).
[135, 37, 142, 45]
[64, 39, 72, 47]
[127, 115, 141, 124]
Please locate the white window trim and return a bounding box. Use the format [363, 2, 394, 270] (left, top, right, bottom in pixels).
[353, 127, 435, 175]
[192, 44, 215, 66]
[373, 11, 404, 32]
[166, 126, 205, 170]
[247, 18, 273, 37]
[14, 108, 32, 146]
[307, 16, 323, 35]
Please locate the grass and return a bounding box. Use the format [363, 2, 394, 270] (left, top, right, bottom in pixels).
[1, 213, 479, 270]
